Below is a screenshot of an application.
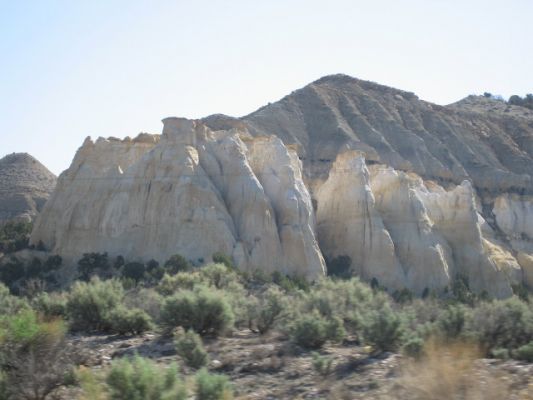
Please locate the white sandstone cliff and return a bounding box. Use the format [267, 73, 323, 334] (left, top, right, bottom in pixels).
[30, 118, 326, 280]
[316, 151, 522, 297]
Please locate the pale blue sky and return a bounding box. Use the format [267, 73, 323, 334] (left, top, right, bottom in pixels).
[1, 0, 532, 175]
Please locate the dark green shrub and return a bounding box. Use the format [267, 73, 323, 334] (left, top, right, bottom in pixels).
[271, 271, 310, 292]
[392, 288, 414, 304]
[290, 312, 345, 349]
[362, 305, 405, 352]
[195, 369, 233, 400]
[175, 330, 209, 369]
[113, 255, 125, 269]
[43, 255, 62, 272]
[326, 255, 352, 279]
[0, 257, 25, 286]
[122, 262, 146, 283]
[212, 252, 234, 269]
[164, 254, 191, 275]
[160, 287, 234, 336]
[110, 307, 153, 335]
[106, 356, 186, 400]
[0, 221, 32, 254]
[451, 275, 476, 305]
[514, 341, 533, 362]
[77, 252, 110, 280]
[66, 278, 124, 332]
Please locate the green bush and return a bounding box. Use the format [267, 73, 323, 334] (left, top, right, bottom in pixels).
[326, 255, 352, 279]
[32, 292, 67, 319]
[160, 287, 234, 336]
[157, 272, 203, 295]
[254, 286, 288, 334]
[311, 351, 334, 375]
[195, 369, 233, 400]
[199, 263, 239, 289]
[66, 278, 124, 332]
[436, 304, 469, 340]
[110, 307, 153, 335]
[164, 254, 191, 275]
[0, 283, 27, 315]
[78, 252, 111, 280]
[106, 356, 186, 400]
[0, 221, 32, 254]
[290, 311, 345, 349]
[0, 257, 25, 286]
[362, 305, 405, 352]
[175, 330, 209, 369]
[467, 297, 533, 354]
[513, 341, 533, 362]
[212, 252, 234, 269]
[402, 335, 425, 358]
[122, 262, 146, 283]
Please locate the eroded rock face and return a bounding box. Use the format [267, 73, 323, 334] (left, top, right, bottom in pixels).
[317, 151, 519, 297]
[30, 119, 325, 279]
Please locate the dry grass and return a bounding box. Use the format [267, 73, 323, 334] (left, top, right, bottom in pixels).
[394, 338, 532, 400]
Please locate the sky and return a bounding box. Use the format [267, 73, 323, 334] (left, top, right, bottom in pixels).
[1, 0, 532, 175]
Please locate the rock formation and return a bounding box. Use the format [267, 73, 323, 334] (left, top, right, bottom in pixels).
[30, 74, 533, 296]
[0, 153, 56, 222]
[30, 119, 325, 279]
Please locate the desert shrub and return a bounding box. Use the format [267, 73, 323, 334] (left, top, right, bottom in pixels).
[0, 310, 78, 400]
[110, 307, 153, 335]
[290, 311, 345, 349]
[113, 255, 125, 270]
[0, 257, 25, 287]
[212, 252, 234, 269]
[451, 275, 477, 305]
[175, 329, 209, 369]
[271, 271, 310, 292]
[253, 286, 288, 334]
[157, 272, 203, 295]
[123, 288, 163, 322]
[466, 297, 533, 354]
[392, 288, 414, 304]
[0, 282, 27, 315]
[195, 369, 233, 400]
[66, 278, 124, 332]
[436, 304, 470, 340]
[122, 262, 146, 283]
[78, 252, 111, 280]
[164, 254, 191, 275]
[199, 263, 240, 289]
[402, 334, 425, 358]
[160, 287, 234, 336]
[326, 255, 352, 279]
[43, 255, 62, 272]
[0, 221, 32, 254]
[311, 352, 334, 376]
[106, 356, 186, 400]
[513, 341, 533, 362]
[32, 292, 67, 319]
[362, 305, 405, 352]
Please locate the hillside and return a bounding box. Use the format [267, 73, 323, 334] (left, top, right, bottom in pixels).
[0, 152, 56, 222]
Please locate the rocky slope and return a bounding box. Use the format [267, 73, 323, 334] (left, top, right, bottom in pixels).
[30, 75, 533, 297]
[0, 153, 56, 222]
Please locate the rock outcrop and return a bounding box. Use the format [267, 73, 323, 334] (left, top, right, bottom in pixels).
[30, 74, 533, 296]
[30, 119, 325, 279]
[0, 153, 56, 222]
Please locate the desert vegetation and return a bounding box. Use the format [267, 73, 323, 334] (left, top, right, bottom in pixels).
[0, 251, 532, 399]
